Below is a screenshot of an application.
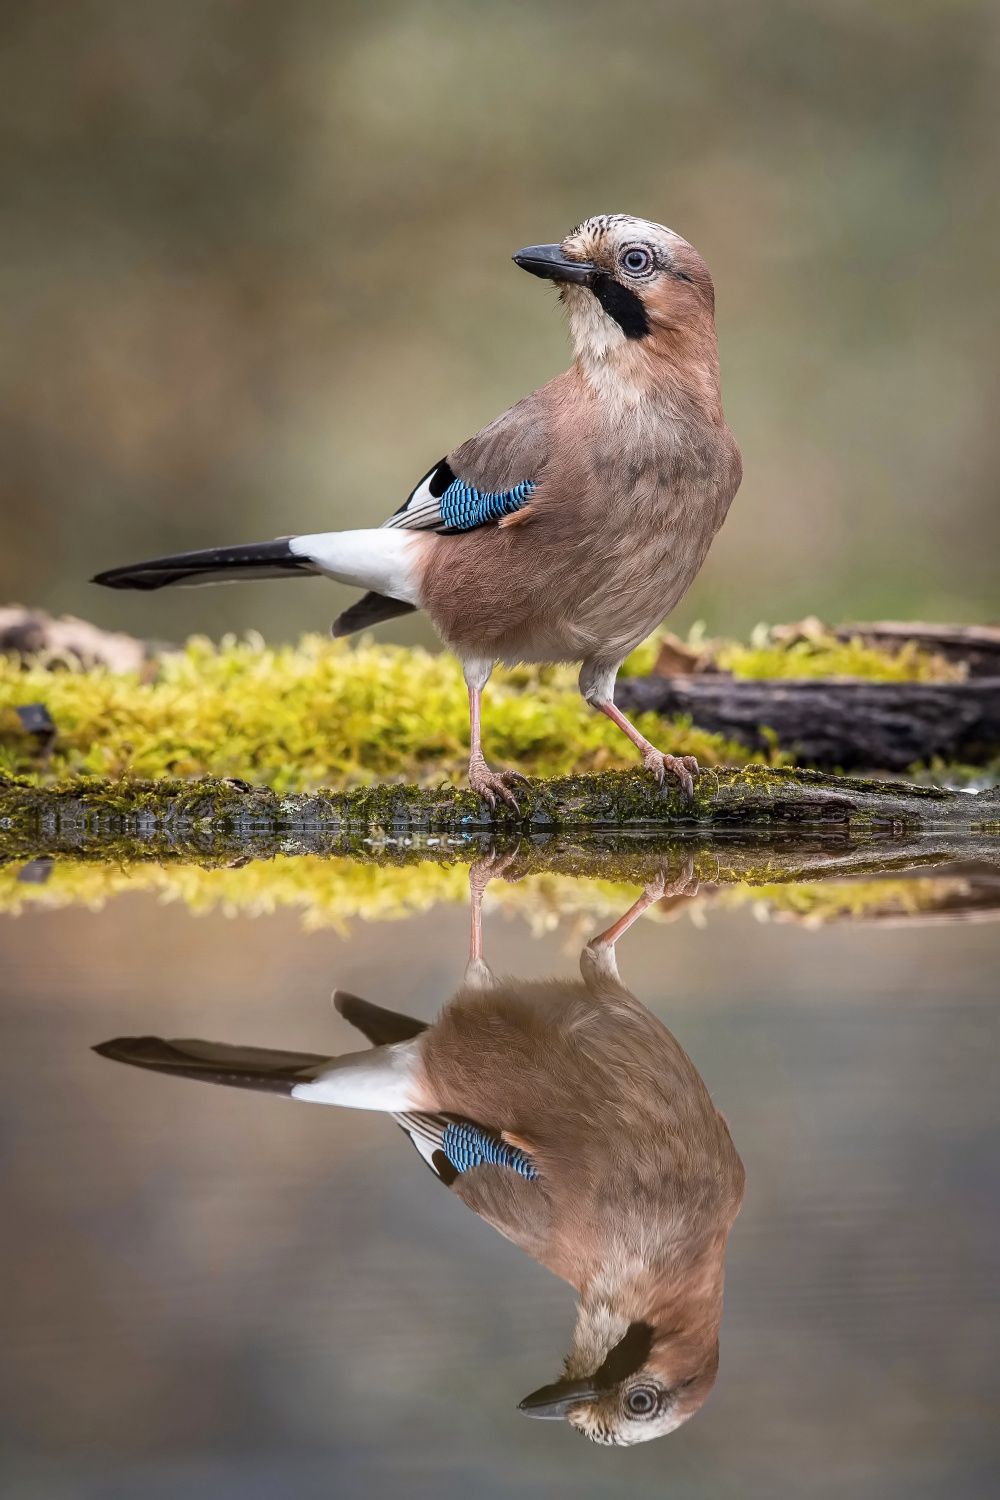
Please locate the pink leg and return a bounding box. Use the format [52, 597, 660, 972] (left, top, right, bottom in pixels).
[470, 863, 484, 963]
[464, 862, 492, 987]
[467, 685, 529, 812]
[465, 849, 522, 986]
[592, 886, 663, 949]
[590, 857, 699, 949]
[599, 699, 700, 801]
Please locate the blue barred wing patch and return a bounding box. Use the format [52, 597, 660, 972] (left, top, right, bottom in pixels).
[383, 458, 535, 534]
[441, 1120, 538, 1180]
[438, 477, 535, 533]
[392, 1111, 539, 1184]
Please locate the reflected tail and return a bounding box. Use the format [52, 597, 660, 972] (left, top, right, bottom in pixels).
[93, 1035, 330, 1094]
[94, 1027, 427, 1112]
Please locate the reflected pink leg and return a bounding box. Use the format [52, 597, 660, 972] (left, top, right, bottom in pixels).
[591, 856, 699, 950]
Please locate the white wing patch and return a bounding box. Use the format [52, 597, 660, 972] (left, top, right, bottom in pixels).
[394, 1111, 453, 1175]
[383, 461, 452, 532]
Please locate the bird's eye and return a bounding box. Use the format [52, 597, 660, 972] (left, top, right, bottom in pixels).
[626, 1386, 659, 1417]
[621, 246, 653, 276]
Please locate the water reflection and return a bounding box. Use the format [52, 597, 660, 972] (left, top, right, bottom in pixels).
[96, 854, 744, 1446]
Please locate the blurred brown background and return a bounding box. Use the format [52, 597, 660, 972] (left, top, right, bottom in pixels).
[1, 0, 998, 647]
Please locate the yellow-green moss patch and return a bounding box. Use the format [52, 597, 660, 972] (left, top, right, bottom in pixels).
[0, 633, 745, 789]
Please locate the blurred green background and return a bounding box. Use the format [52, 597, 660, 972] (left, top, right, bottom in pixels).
[1, 0, 997, 648]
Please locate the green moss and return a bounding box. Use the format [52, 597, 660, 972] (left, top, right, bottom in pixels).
[0, 633, 746, 790]
[0, 623, 965, 795]
[621, 621, 963, 682]
[1, 760, 994, 881]
[718, 632, 963, 681]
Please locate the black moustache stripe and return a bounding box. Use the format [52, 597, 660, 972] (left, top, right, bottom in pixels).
[594, 1321, 655, 1387]
[591, 275, 651, 340]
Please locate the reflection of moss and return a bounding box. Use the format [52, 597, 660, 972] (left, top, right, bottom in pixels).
[0, 853, 472, 934]
[713, 878, 982, 926]
[0, 853, 651, 935]
[0, 854, 994, 935]
[0, 633, 744, 789]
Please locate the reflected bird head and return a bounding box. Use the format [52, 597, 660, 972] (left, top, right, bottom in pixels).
[519, 1251, 727, 1445]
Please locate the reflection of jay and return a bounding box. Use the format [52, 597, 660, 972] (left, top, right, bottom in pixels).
[96, 858, 745, 1445]
[94, 215, 742, 806]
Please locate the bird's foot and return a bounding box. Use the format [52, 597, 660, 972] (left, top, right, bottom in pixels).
[641, 746, 700, 802]
[644, 854, 699, 904]
[469, 845, 523, 896]
[468, 759, 530, 813]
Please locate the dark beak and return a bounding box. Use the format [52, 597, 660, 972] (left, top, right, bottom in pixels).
[512, 244, 596, 285]
[519, 1322, 655, 1420]
[518, 1376, 600, 1421]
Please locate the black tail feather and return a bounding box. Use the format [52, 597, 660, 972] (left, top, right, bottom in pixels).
[333, 991, 428, 1047]
[92, 540, 318, 591]
[93, 1035, 331, 1093]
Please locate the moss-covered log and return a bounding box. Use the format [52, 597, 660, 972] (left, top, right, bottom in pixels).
[1, 764, 997, 866]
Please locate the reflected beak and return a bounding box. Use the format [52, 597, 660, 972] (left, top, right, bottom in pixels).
[512, 244, 596, 285]
[519, 1322, 655, 1419]
[518, 1376, 600, 1420]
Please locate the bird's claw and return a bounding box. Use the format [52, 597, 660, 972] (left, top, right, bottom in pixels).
[469, 763, 528, 814]
[644, 854, 699, 903]
[469, 844, 523, 896]
[641, 748, 699, 803]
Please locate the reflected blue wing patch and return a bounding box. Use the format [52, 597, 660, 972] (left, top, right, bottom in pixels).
[393, 1111, 539, 1183]
[441, 1120, 538, 1180]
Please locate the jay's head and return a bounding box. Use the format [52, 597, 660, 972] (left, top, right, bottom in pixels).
[513, 214, 716, 381]
[519, 1314, 720, 1446]
[515, 1320, 719, 1446]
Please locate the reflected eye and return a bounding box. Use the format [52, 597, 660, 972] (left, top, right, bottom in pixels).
[621, 246, 653, 276]
[626, 1386, 659, 1417]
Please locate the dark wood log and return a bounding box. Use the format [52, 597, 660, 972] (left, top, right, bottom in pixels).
[615, 676, 1000, 770]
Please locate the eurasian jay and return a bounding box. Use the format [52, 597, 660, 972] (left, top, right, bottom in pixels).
[95, 859, 745, 1445]
[93, 214, 742, 808]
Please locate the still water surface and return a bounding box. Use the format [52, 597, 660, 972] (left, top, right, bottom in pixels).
[0, 851, 997, 1498]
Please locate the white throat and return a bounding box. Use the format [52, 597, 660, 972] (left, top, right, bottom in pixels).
[563, 1299, 633, 1380]
[562, 285, 646, 410]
